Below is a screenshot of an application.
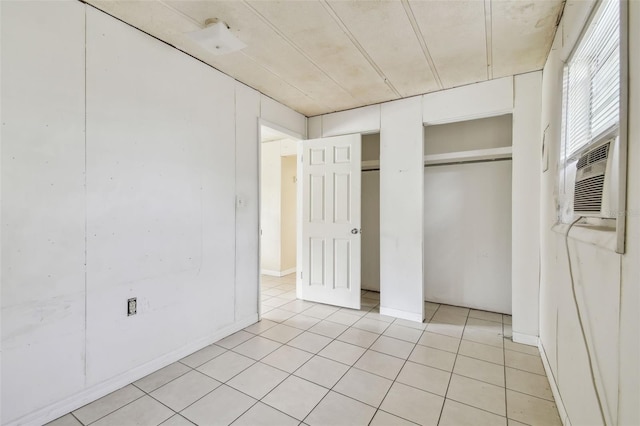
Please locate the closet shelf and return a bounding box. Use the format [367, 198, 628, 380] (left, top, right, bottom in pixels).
[362, 160, 380, 171]
[424, 146, 512, 166]
[361, 146, 512, 170]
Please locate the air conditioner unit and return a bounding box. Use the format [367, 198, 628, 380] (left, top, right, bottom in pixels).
[573, 137, 618, 218]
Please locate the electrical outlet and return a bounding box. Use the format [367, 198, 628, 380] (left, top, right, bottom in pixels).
[127, 297, 137, 316]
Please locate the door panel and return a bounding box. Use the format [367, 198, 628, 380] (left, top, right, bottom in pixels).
[300, 134, 361, 309]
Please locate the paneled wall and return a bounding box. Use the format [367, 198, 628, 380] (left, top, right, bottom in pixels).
[310, 74, 542, 335]
[0, 2, 306, 424]
[538, 1, 640, 424]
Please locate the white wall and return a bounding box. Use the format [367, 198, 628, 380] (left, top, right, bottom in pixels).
[260, 141, 283, 273]
[538, 1, 640, 424]
[379, 97, 425, 322]
[2, 2, 86, 422]
[310, 75, 541, 326]
[280, 156, 297, 272]
[423, 158, 512, 314]
[260, 140, 297, 276]
[0, 2, 306, 424]
[511, 72, 542, 344]
[422, 74, 541, 340]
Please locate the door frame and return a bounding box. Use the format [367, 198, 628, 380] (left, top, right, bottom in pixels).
[257, 119, 304, 320]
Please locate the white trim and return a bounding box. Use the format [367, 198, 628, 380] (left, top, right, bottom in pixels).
[512, 331, 539, 346]
[539, 342, 571, 426]
[380, 306, 423, 323]
[552, 222, 617, 252]
[10, 314, 258, 426]
[423, 108, 513, 126]
[258, 118, 304, 141]
[424, 146, 512, 166]
[261, 267, 296, 277]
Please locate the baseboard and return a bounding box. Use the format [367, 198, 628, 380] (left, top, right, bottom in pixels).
[539, 342, 571, 426]
[10, 314, 259, 426]
[512, 331, 539, 346]
[380, 306, 423, 323]
[261, 268, 296, 277]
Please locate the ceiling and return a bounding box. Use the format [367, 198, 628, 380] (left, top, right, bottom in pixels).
[86, 0, 564, 117]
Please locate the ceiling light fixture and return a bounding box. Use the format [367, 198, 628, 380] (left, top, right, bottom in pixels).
[187, 18, 246, 55]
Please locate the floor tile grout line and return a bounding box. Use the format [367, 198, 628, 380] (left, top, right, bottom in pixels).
[298, 313, 399, 425]
[232, 327, 554, 408]
[434, 305, 463, 425]
[70, 412, 84, 426]
[444, 397, 512, 421]
[503, 325, 510, 423]
[132, 365, 194, 395]
[366, 315, 425, 426]
[158, 413, 197, 426]
[66, 276, 541, 426]
[81, 392, 148, 426]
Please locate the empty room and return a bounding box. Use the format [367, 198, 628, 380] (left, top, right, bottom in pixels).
[1, 1, 638, 425]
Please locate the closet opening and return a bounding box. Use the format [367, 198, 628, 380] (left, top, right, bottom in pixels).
[423, 114, 513, 315]
[361, 133, 381, 298]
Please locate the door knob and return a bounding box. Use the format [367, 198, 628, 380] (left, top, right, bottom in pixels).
[351, 228, 359, 234]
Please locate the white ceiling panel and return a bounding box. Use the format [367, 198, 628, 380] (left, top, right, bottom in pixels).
[327, 0, 440, 98]
[246, 0, 397, 108]
[491, 0, 564, 78]
[88, 0, 199, 36]
[410, 0, 489, 89]
[84, 0, 565, 117]
[165, 1, 357, 112]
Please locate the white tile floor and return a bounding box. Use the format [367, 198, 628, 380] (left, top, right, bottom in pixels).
[49, 274, 561, 426]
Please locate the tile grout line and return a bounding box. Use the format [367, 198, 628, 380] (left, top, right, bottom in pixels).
[81, 392, 148, 426]
[299, 312, 399, 424]
[503, 323, 510, 423]
[435, 303, 463, 425]
[67, 275, 554, 426]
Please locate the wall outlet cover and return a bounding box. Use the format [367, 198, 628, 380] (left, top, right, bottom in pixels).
[127, 298, 137, 316]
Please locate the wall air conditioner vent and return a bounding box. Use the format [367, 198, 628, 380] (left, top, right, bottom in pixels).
[573, 139, 617, 218]
[588, 143, 609, 164]
[574, 174, 605, 212]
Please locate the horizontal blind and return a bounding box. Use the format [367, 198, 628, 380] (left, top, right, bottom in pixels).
[564, 0, 620, 158]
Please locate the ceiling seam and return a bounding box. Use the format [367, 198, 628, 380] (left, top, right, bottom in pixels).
[240, 0, 359, 104]
[319, 0, 402, 98]
[156, 0, 329, 114]
[484, 0, 494, 80]
[400, 0, 443, 90]
[157, 0, 204, 29]
[238, 51, 333, 112]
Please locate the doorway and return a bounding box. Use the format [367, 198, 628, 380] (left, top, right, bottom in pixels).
[423, 114, 513, 314]
[361, 133, 381, 294]
[259, 124, 301, 316]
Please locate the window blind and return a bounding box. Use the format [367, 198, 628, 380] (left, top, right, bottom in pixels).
[563, 0, 620, 159]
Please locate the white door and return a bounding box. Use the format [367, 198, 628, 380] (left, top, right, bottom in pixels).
[299, 134, 361, 309]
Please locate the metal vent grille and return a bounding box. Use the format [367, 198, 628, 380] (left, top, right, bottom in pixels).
[588, 143, 609, 164]
[576, 142, 610, 170]
[574, 175, 605, 212]
[577, 155, 588, 169]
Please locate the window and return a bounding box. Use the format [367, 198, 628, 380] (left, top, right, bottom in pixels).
[559, 0, 623, 224]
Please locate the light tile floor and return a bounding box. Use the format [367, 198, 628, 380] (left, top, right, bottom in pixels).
[49, 274, 561, 426]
